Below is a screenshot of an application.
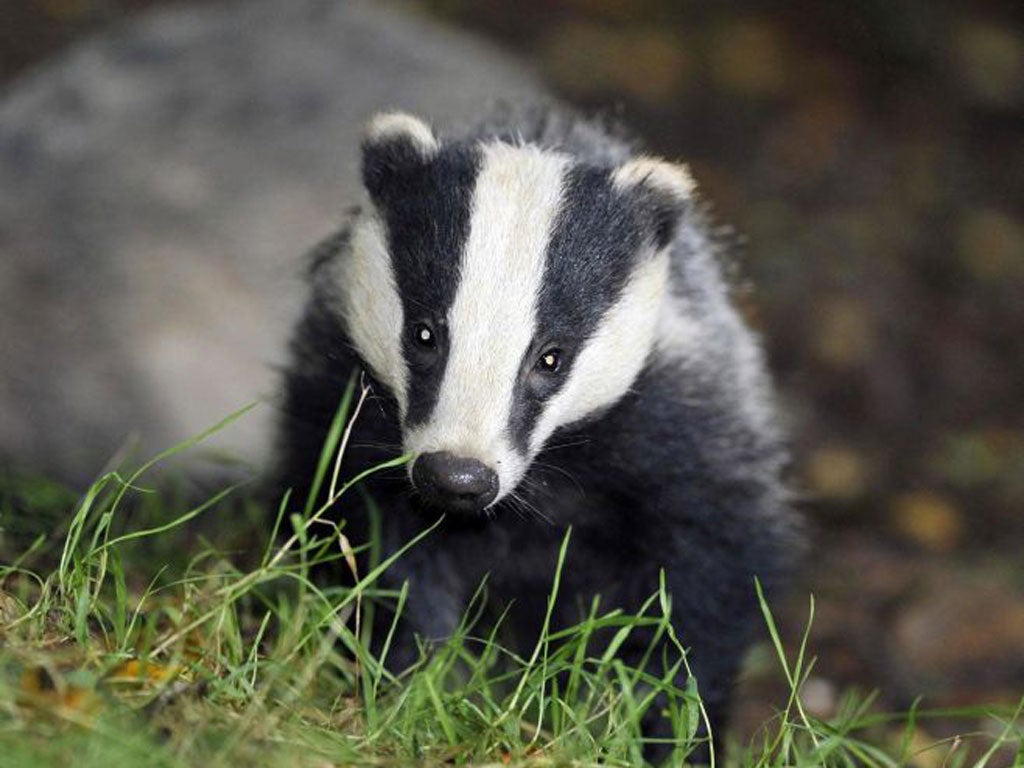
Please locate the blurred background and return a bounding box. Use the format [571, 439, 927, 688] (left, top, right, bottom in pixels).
[3, 0, 1023, 753]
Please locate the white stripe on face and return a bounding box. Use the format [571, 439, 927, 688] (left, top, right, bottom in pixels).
[404, 142, 570, 499]
[530, 249, 670, 453]
[340, 214, 408, 415]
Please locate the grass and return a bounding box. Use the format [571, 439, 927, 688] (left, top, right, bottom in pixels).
[1, 394, 1022, 767]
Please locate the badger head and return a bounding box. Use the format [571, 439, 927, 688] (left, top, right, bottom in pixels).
[338, 112, 695, 514]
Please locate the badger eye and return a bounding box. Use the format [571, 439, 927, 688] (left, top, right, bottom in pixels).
[536, 348, 561, 374]
[412, 322, 436, 349]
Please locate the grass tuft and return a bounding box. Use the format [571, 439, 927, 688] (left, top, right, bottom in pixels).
[0, 401, 1021, 766]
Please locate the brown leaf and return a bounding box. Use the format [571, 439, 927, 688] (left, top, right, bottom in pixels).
[954, 20, 1024, 107]
[709, 20, 787, 97]
[957, 208, 1024, 281]
[812, 296, 875, 368]
[806, 445, 868, 500]
[542, 23, 689, 104]
[0, 589, 25, 626]
[891, 491, 964, 552]
[19, 666, 101, 722]
[106, 659, 183, 686]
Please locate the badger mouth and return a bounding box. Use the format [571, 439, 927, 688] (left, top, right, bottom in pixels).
[410, 451, 500, 514]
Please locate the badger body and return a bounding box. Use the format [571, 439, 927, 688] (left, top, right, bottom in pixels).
[277, 108, 796, 755]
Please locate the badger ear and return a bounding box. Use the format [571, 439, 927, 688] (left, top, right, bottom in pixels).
[361, 112, 439, 202]
[612, 157, 696, 249]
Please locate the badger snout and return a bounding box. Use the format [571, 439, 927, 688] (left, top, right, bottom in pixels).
[412, 451, 499, 513]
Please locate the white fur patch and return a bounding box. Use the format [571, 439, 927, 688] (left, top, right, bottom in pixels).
[404, 142, 570, 500]
[612, 156, 695, 203]
[340, 214, 408, 415]
[365, 112, 439, 157]
[655, 295, 704, 362]
[531, 250, 671, 452]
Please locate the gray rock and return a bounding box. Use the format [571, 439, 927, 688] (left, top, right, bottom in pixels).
[0, 0, 544, 487]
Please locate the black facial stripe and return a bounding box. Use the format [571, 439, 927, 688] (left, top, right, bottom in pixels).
[375, 145, 481, 427]
[507, 166, 646, 452]
[540, 166, 645, 333]
[507, 344, 570, 454]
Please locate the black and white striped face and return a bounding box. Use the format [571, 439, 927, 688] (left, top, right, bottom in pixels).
[338, 113, 694, 513]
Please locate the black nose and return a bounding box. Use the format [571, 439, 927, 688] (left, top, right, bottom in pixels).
[412, 451, 499, 513]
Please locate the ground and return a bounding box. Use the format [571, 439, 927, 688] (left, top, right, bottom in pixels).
[2, 0, 1023, 764]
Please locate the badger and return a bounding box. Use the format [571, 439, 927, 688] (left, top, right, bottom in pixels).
[277, 108, 797, 758]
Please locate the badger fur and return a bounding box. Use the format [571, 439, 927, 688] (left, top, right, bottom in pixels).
[277, 108, 797, 758]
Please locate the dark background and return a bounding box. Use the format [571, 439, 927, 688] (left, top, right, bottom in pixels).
[4, 0, 1023, 747]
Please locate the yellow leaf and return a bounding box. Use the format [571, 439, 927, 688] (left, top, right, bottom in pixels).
[892, 491, 963, 552]
[19, 666, 101, 721]
[806, 445, 867, 500]
[106, 659, 183, 685]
